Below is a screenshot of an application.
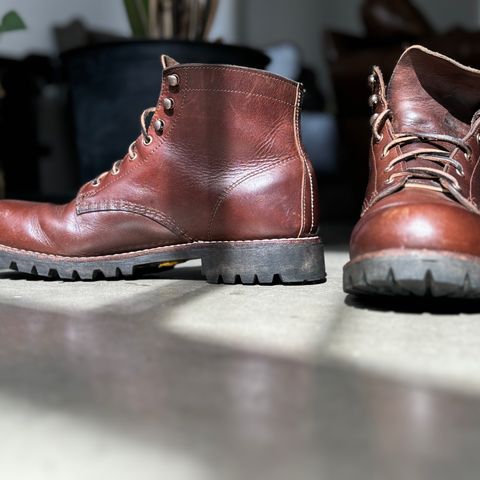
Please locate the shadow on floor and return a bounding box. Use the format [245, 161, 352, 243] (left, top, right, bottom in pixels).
[345, 293, 480, 314]
[0, 265, 205, 282]
[0, 265, 326, 286]
[0, 298, 479, 479]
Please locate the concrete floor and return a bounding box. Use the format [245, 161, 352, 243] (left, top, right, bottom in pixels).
[1, 248, 480, 478]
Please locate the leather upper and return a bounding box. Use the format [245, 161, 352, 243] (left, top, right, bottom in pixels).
[352, 45, 480, 260]
[0, 57, 319, 256]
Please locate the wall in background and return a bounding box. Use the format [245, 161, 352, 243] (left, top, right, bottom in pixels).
[0, 0, 238, 57]
[0, 0, 477, 82]
[238, 0, 478, 85]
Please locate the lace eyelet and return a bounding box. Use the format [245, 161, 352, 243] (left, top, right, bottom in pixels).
[163, 98, 174, 110]
[476, 133, 480, 143]
[129, 152, 138, 161]
[91, 179, 101, 187]
[167, 74, 179, 87]
[154, 119, 165, 134]
[142, 135, 153, 146]
[368, 73, 376, 88]
[374, 133, 384, 144]
[111, 167, 120, 176]
[368, 94, 379, 108]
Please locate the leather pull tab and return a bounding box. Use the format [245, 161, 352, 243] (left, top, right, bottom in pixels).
[161, 54, 180, 69]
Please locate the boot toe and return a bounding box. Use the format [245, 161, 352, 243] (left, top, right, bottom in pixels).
[350, 192, 480, 260]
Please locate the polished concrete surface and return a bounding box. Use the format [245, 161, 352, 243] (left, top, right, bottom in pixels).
[1, 248, 480, 478]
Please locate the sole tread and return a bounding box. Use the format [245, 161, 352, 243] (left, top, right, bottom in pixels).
[344, 250, 480, 298]
[0, 238, 326, 285]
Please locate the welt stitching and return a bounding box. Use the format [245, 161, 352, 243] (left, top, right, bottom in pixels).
[79, 70, 189, 201]
[0, 236, 319, 260]
[182, 88, 295, 107]
[207, 155, 297, 239]
[78, 200, 193, 241]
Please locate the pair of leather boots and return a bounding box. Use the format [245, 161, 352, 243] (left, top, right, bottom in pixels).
[0, 46, 478, 298]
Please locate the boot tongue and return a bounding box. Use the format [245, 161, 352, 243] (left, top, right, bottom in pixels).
[387, 45, 480, 139]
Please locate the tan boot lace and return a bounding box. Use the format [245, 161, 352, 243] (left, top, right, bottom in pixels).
[91, 107, 158, 187]
[372, 108, 472, 194]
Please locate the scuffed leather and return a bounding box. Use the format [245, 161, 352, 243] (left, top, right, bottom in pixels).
[352, 188, 480, 258]
[352, 45, 480, 260]
[0, 61, 319, 257]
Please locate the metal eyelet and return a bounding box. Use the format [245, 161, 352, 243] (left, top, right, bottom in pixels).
[368, 94, 379, 108]
[476, 132, 480, 143]
[368, 73, 376, 88]
[167, 74, 179, 87]
[91, 179, 100, 187]
[112, 167, 120, 176]
[154, 119, 165, 134]
[129, 152, 138, 161]
[142, 135, 153, 146]
[163, 98, 174, 110]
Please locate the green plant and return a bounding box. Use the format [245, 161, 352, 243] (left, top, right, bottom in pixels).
[123, 0, 218, 40]
[0, 11, 26, 33]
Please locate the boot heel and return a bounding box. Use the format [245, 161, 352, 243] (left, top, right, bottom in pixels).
[200, 238, 326, 285]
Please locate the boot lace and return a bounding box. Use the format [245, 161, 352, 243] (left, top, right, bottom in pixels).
[372, 108, 471, 192]
[91, 107, 158, 187]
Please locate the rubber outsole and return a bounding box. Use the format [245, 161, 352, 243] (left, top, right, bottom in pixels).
[0, 237, 326, 285]
[344, 249, 480, 298]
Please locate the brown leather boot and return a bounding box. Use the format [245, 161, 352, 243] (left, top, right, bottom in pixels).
[344, 45, 480, 297]
[0, 55, 325, 283]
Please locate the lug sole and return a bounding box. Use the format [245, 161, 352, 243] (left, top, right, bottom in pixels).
[0, 237, 326, 285]
[344, 249, 480, 298]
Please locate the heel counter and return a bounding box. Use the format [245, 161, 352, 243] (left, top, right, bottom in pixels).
[294, 84, 320, 237]
[303, 157, 320, 236]
[207, 158, 306, 240]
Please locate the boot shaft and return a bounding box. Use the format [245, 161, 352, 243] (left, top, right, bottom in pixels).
[78, 57, 319, 241]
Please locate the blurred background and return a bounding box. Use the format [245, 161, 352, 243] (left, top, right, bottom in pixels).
[0, 0, 478, 221]
[2, 4, 480, 478]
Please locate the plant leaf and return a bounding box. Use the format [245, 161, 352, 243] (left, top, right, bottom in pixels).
[0, 11, 26, 33]
[123, 0, 149, 37]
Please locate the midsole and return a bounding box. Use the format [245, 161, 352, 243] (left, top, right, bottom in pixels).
[0, 236, 322, 264]
[347, 248, 480, 268]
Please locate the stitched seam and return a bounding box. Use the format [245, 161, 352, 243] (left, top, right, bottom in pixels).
[0, 236, 321, 260]
[78, 70, 190, 201]
[207, 155, 297, 239]
[294, 85, 308, 236]
[470, 149, 480, 202]
[166, 65, 297, 88]
[182, 88, 294, 107]
[305, 160, 315, 234]
[77, 200, 193, 241]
